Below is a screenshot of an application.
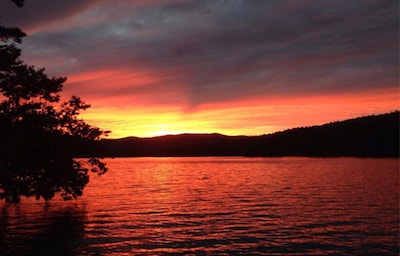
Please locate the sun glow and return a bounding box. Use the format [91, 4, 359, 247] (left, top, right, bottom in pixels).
[4, 0, 396, 141]
[80, 86, 399, 139]
[147, 124, 192, 137]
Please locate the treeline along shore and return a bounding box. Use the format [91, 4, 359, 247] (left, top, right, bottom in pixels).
[78, 111, 399, 158]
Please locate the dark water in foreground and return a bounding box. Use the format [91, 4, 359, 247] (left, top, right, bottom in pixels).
[0, 157, 399, 255]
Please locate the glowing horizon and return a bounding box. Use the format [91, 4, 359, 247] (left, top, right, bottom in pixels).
[80, 87, 399, 138]
[0, 0, 398, 139]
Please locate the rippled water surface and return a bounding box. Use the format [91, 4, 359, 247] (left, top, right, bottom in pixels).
[1, 157, 399, 255]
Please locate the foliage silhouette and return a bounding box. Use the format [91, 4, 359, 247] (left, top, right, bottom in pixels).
[0, 0, 108, 203]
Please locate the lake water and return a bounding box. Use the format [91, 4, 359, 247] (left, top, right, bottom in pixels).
[0, 157, 398, 255]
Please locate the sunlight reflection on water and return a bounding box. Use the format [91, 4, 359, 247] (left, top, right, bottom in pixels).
[1, 157, 399, 255]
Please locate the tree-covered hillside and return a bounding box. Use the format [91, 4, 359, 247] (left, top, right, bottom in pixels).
[91, 111, 399, 158]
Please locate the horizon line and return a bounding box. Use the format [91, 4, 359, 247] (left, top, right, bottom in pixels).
[102, 110, 399, 140]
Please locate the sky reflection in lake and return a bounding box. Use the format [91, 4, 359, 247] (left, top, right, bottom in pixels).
[1, 157, 398, 255]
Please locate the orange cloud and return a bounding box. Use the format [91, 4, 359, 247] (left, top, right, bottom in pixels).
[2, 0, 397, 140]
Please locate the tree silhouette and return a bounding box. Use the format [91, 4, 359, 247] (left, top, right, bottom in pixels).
[0, 0, 108, 203]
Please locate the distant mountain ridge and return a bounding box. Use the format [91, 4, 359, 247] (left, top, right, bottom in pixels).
[91, 111, 399, 158]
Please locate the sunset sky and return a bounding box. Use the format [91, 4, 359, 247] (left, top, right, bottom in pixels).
[0, 0, 398, 138]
